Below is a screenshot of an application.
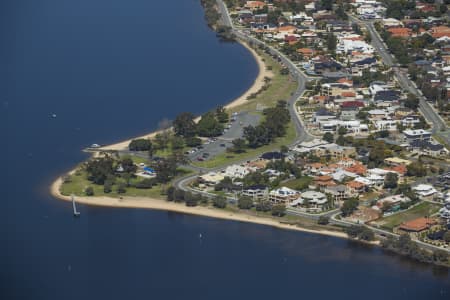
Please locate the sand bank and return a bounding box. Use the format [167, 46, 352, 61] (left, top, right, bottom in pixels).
[51, 177, 349, 240]
[98, 41, 272, 152]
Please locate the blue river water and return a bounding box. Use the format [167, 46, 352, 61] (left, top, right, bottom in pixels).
[1, 0, 449, 299]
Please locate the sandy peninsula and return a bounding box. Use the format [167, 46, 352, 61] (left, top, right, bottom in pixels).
[50, 39, 352, 242]
[51, 177, 348, 239]
[99, 42, 272, 152]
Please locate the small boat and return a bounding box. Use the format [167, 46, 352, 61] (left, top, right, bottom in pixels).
[90, 143, 100, 148]
[199, 233, 202, 239]
[51, 113, 57, 118]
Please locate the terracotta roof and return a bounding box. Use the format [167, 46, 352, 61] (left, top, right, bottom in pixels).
[344, 164, 367, 175]
[316, 180, 337, 187]
[384, 165, 407, 175]
[337, 78, 353, 85]
[341, 91, 356, 98]
[342, 101, 364, 108]
[346, 180, 366, 189]
[315, 175, 333, 182]
[297, 48, 315, 55]
[430, 26, 450, 38]
[399, 217, 437, 232]
[388, 27, 412, 38]
[278, 25, 297, 32]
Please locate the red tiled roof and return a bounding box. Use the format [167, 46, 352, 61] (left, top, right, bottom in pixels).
[399, 217, 437, 232]
[342, 101, 364, 108]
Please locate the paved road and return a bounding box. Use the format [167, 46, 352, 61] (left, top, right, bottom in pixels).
[349, 15, 450, 145]
[216, 0, 314, 146]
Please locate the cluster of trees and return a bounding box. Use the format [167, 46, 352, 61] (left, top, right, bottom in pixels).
[173, 106, 228, 139]
[200, 0, 221, 28]
[381, 234, 449, 265]
[242, 100, 290, 149]
[406, 161, 427, 177]
[384, 172, 399, 189]
[83, 151, 189, 195]
[384, 0, 416, 20]
[129, 139, 152, 152]
[341, 198, 359, 217]
[167, 186, 208, 207]
[345, 225, 375, 241]
[84, 155, 142, 195]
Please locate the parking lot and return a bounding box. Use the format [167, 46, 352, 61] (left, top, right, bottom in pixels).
[187, 111, 260, 162]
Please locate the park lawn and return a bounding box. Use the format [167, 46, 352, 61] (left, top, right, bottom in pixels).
[60, 170, 170, 200]
[120, 154, 150, 165]
[228, 51, 298, 114]
[377, 201, 441, 231]
[192, 120, 297, 168]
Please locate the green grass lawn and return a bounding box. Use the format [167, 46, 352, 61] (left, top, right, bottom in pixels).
[60, 170, 167, 199]
[192, 121, 297, 168]
[228, 51, 298, 114]
[377, 202, 441, 231]
[282, 176, 313, 191]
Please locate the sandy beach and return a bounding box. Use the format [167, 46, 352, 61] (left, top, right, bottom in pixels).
[51, 177, 350, 240]
[99, 41, 272, 152]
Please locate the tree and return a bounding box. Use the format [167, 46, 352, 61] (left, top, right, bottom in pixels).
[326, 33, 337, 52]
[185, 192, 199, 207]
[129, 139, 152, 151]
[103, 181, 112, 193]
[213, 195, 227, 208]
[384, 172, 399, 189]
[323, 132, 334, 143]
[117, 182, 126, 194]
[154, 132, 170, 150]
[231, 138, 246, 153]
[404, 94, 419, 110]
[341, 198, 358, 216]
[271, 204, 286, 217]
[170, 135, 185, 150]
[166, 186, 175, 201]
[255, 200, 272, 212]
[444, 231, 450, 243]
[215, 106, 229, 123]
[185, 136, 202, 147]
[173, 112, 197, 137]
[338, 126, 347, 135]
[359, 228, 375, 241]
[197, 111, 224, 137]
[238, 196, 253, 209]
[85, 186, 94, 196]
[407, 161, 427, 177]
[318, 216, 329, 225]
[85, 156, 115, 185]
[320, 0, 333, 10]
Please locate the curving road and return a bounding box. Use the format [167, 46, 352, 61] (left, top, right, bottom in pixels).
[171, 1, 315, 199]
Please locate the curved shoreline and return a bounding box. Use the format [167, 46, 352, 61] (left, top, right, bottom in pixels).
[99, 41, 272, 152]
[49, 39, 355, 242]
[50, 177, 350, 240]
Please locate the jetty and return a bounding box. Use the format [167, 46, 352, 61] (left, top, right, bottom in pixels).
[71, 194, 80, 217]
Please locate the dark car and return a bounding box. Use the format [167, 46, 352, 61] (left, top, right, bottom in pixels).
[197, 157, 204, 161]
[220, 143, 226, 147]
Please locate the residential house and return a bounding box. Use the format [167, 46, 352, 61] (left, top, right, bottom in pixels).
[242, 185, 268, 200]
[269, 187, 300, 204]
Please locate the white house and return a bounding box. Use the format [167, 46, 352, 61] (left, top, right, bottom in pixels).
[269, 187, 300, 204]
[412, 184, 437, 198]
[223, 165, 250, 180]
